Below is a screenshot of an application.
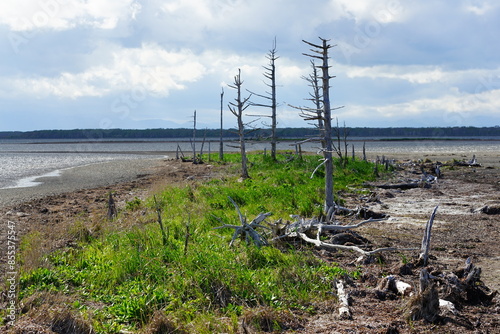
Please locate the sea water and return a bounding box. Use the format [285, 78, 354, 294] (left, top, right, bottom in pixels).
[1, 138, 498, 189]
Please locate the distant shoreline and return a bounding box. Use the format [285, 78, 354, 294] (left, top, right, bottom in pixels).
[1, 137, 500, 144]
[1, 126, 499, 141]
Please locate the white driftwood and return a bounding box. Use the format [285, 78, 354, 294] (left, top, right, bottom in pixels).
[336, 280, 351, 320]
[276, 216, 417, 257]
[295, 231, 417, 257]
[418, 206, 439, 266]
[394, 279, 413, 296]
[439, 299, 457, 315]
[378, 276, 413, 296]
[280, 216, 386, 237]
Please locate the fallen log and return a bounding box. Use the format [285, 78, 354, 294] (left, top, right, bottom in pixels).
[374, 181, 431, 190]
[377, 275, 413, 296]
[452, 155, 481, 167]
[336, 280, 351, 319]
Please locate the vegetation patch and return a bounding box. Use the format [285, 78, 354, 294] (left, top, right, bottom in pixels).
[8, 153, 379, 333]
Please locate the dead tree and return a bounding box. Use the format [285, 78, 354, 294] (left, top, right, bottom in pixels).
[303, 59, 324, 131]
[417, 205, 439, 266]
[301, 37, 343, 219]
[248, 38, 279, 160]
[336, 280, 351, 319]
[333, 118, 350, 167]
[153, 195, 168, 246]
[219, 88, 224, 161]
[405, 269, 440, 322]
[189, 110, 203, 164]
[192, 110, 196, 160]
[213, 197, 271, 247]
[107, 192, 117, 220]
[228, 69, 253, 179]
[275, 216, 417, 262]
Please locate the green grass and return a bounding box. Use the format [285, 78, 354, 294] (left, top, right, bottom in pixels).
[12, 153, 377, 333]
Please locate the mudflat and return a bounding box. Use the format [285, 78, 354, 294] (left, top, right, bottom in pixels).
[0, 157, 167, 208]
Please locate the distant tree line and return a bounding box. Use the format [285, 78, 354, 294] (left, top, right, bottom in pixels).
[0, 126, 499, 140]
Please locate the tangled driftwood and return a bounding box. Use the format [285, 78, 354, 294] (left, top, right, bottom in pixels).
[273, 216, 417, 260]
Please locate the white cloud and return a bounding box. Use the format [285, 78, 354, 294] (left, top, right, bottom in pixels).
[463, 0, 499, 15]
[343, 64, 500, 86]
[369, 89, 500, 122]
[330, 0, 406, 23]
[3, 43, 206, 98]
[0, 0, 138, 31]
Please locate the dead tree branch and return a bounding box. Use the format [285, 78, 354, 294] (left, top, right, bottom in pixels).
[213, 197, 272, 247]
[418, 205, 439, 266]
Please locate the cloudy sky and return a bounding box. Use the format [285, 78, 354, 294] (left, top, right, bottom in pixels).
[1, 0, 499, 131]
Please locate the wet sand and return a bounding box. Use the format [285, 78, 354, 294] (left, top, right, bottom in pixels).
[0, 157, 168, 208]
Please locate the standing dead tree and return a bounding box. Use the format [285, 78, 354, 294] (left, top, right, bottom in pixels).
[219, 88, 224, 161]
[153, 195, 168, 246]
[191, 110, 197, 161]
[300, 37, 344, 220]
[333, 118, 350, 167]
[248, 38, 279, 160]
[417, 205, 439, 266]
[107, 192, 117, 220]
[302, 59, 324, 131]
[228, 68, 254, 179]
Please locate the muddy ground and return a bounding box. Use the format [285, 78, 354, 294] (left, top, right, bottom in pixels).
[298, 159, 499, 334]
[1, 156, 499, 333]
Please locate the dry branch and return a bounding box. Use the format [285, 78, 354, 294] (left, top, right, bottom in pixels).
[418, 206, 438, 266]
[277, 217, 417, 258]
[214, 197, 271, 247]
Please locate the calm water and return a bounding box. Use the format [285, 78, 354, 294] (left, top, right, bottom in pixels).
[1, 138, 498, 189]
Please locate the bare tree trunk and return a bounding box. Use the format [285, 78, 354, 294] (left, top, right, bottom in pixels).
[300, 37, 343, 219]
[219, 88, 224, 161]
[336, 280, 351, 319]
[418, 206, 439, 266]
[316, 39, 335, 215]
[107, 192, 117, 220]
[228, 69, 251, 179]
[192, 110, 197, 162]
[248, 38, 279, 160]
[267, 39, 278, 161]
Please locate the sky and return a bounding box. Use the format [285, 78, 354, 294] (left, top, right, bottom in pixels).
[1, 0, 499, 131]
